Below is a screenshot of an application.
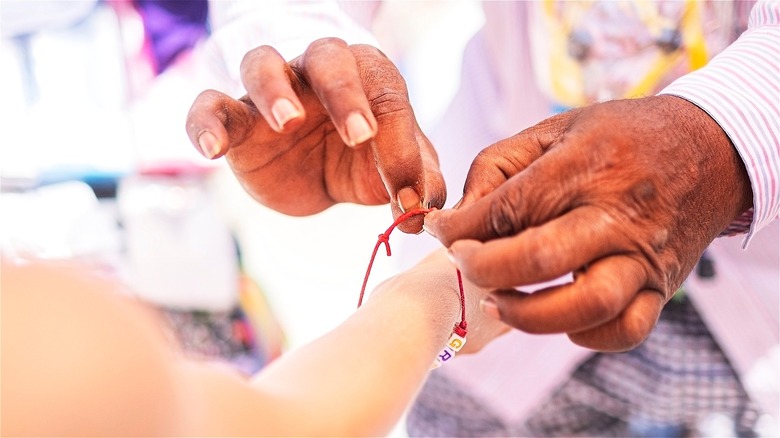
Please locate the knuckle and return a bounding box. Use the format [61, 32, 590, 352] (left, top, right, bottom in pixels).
[351, 43, 388, 59]
[195, 88, 218, 101]
[321, 77, 357, 96]
[620, 179, 659, 222]
[471, 148, 498, 171]
[240, 45, 275, 75]
[369, 90, 411, 118]
[582, 277, 625, 318]
[190, 89, 223, 112]
[306, 37, 348, 53]
[188, 90, 225, 124]
[617, 327, 649, 351]
[659, 258, 683, 296]
[641, 253, 681, 299]
[476, 145, 505, 163]
[487, 191, 522, 238]
[618, 311, 655, 350]
[519, 230, 552, 276]
[649, 228, 669, 254]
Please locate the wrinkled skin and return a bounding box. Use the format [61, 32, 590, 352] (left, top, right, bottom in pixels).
[187, 38, 753, 352]
[185, 39, 445, 233]
[424, 95, 753, 351]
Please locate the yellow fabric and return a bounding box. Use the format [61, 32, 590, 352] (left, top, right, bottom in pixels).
[538, 0, 711, 106]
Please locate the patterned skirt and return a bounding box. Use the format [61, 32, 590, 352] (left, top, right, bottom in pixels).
[407, 294, 762, 437]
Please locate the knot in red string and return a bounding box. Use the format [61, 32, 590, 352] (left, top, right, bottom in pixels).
[377, 233, 391, 256]
[357, 208, 467, 336]
[454, 322, 468, 338]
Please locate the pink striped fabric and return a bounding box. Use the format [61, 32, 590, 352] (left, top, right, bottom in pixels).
[660, 0, 780, 246]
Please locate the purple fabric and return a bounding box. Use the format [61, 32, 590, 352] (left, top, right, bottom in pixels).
[134, 0, 208, 74]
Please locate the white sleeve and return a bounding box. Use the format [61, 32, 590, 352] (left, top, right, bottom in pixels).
[204, 0, 380, 94]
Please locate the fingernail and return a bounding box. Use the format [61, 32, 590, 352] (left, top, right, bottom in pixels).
[480, 296, 501, 320]
[422, 210, 439, 237]
[345, 112, 373, 146]
[198, 131, 220, 159]
[397, 186, 421, 213]
[271, 98, 300, 129]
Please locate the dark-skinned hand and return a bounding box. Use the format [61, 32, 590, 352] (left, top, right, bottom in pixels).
[185, 39, 445, 233]
[425, 95, 753, 352]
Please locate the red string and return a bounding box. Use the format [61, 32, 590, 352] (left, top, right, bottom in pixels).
[358, 208, 467, 334]
[455, 269, 467, 337]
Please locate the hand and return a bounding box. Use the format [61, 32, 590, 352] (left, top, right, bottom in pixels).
[371, 249, 510, 355]
[186, 39, 445, 233]
[424, 95, 753, 352]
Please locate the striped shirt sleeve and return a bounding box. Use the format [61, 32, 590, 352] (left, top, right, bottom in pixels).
[659, 0, 780, 247]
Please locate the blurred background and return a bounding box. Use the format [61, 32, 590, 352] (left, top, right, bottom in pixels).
[2, 2, 777, 437]
[0, 0, 482, 374]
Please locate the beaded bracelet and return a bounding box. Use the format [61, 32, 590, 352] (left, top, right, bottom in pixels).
[358, 208, 468, 370]
[431, 323, 468, 370]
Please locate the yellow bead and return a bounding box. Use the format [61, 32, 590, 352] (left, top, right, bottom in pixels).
[447, 332, 467, 352]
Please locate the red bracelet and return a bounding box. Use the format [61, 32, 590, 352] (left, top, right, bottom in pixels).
[358, 208, 468, 369]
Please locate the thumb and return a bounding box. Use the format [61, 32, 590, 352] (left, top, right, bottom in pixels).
[425, 111, 581, 244]
[425, 144, 580, 247]
[455, 110, 578, 210]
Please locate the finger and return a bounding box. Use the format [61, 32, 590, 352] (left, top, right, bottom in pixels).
[457, 135, 546, 208]
[567, 289, 664, 352]
[418, 136, 447, 212]
[301, 38, 377, 147]
[240, 45, 305, 133]
[383, 129, 446, 234]
[484, 255, 647, 334]
[425, 142, 582, 247]
[353, 44, 442, 231]
[446, 206, 627, 287]
[185, 89, 261, 159]
[456, 109, 581, 208]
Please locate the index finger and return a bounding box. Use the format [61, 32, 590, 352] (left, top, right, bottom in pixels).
[447, 206, 629, 288]
[240, 45, 305, 133]
[486, 255, 647, 335]
[425, 142, 581, 246]
[372, 117, 445, 233]
[301, 38, 378, 147]
[303, 41, 445, 230]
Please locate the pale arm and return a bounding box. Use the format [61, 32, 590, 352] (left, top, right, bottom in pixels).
[2, 251, 506, 436]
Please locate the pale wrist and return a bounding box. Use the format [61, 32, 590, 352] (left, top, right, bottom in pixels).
[365, 265, 464, 351]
